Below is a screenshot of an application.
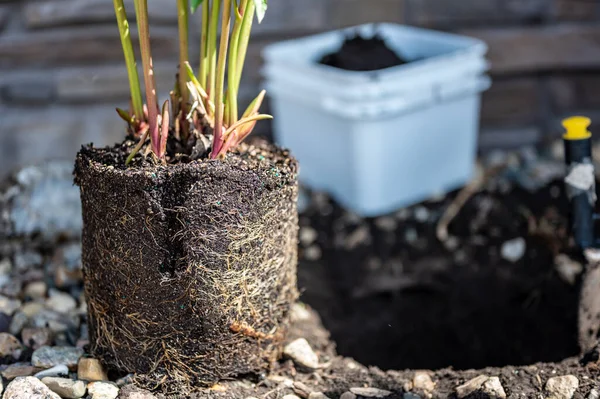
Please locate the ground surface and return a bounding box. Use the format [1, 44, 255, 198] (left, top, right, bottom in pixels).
[0, 143, 599, 398]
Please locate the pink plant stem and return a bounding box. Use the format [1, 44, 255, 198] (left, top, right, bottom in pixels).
[135, 0, 160, 158]
[211, 0, 232, 159]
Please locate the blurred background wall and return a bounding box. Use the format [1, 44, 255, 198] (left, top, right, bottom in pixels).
[0, 0, 599, 175]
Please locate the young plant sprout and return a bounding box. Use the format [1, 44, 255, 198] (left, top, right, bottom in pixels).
[112, 0, 271, 164]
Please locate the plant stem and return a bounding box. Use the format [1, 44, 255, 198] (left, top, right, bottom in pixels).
[212, 0, 232, 158]
[177, 0, 190, 140]
[207, 0, 221, 110]
[113, 0, 144, 123]
[235, 0, 254, 90]
[227, 1, 245, 126]
[199, 0, 210, 90]
[134, 0, 160, 158]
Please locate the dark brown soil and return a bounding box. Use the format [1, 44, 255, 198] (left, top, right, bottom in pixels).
[319, 34, 407, 71]
[74, 139, 299, 387]
[297, 179, 589, 372]
[182, 305, 600, 399]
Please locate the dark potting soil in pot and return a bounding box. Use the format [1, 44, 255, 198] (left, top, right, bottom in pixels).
[319, 33, 407, 71]
[297, 175, 593, 372]
[74, 139, 299, 386]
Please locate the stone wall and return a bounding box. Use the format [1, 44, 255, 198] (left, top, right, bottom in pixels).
[0, 0, 599, 175]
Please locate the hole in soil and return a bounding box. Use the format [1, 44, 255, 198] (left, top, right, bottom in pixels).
[298, 181, 584, 371]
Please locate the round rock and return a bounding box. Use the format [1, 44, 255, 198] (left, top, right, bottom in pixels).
[87, 381, 119, 399]
[42, 377, 86, 399]
[545, 375, 579, 399]
[283, 338, 319, 370]
[3, 376, 61, 399]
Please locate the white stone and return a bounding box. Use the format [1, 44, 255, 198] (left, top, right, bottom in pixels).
[555, 254, 583, 285]
[87, 381, 119, 399]
[283, 338, 319, 369]
[3, 376, 61, 399]
[290, 303, 312, 323]
[413, 371, 435, 392]
[349, 387, 392, 398]
[501, 237, 526, 262]
[42, 377, 86, 399]
[34, 365, 69, 379]
[545, 375, 579, 399]
[482, 377, 506, 399]
[299, 226, 318, 246]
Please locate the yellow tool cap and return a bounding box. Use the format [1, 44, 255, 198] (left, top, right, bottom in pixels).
[563, 116, 592, 140]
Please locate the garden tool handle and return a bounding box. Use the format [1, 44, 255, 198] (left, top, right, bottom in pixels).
[563, 116, 597, 249]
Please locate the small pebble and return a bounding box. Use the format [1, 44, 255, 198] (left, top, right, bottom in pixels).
[0, 333, 22, 359]
[2, 363, 40, 380]
[555, 255, 583, 285]
[588, 388, 599, 399]
[46, 290, 77, 314]
[115, 374, 134, 388]
[0, 296, 22, 316]
[24, 281, 47, 299]
[299, 227, 318, 246]
[88, 381, 119, 399]
[482, 377, 506, 399]
[282, 396, 301, 399]
[8, 312, 28, 336]
[304, 246, 322, 261]
[404, 228, 418, 244]
[375, 217, 397, 232]
[340, 393, 357, 399]
[500, 237, 526, 262]
[3, 376, 61, 399]
[34, 364, 69, 379]
[21, 327, 53, 349]
[308, 393, 330, 399]
[21, 302, 43, 317]
[344, 226, 370, 250]
[350, 387, 392, 398]
[42, 377, 86, 399]
[293, 381, 311, 398]
[284, 338, 319, 370]
[545, 375, 579, 399]
[413, 371, 435, 392]
[78, 358, 108, 381]
[290, 303, 312, 323]
[414, 207, 430, 223]
[32, 346, 83, 369]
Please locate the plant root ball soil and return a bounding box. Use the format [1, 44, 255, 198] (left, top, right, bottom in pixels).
[74, 140, 298, 386]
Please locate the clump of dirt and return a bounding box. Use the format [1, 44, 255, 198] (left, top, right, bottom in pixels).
[74, 139, 299, 387]
[319, 33, 407, 71]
